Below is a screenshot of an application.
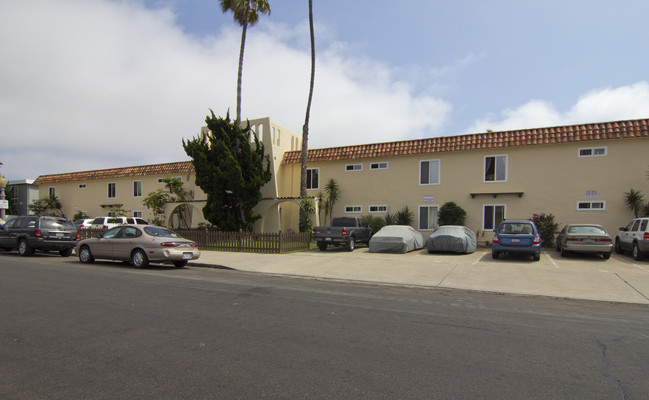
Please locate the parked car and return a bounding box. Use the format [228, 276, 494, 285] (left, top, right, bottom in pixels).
[0, 215, 79, 256]
[313, 217, 373, 251]
[73, 218, 94, 230]
[426, 225, 477, 254]
[492, 220, 541, 261]
[615, 217, 649, 260]
[90, 216, 148, 230]
[76, 225, 200, 268]
[555, 224, 612, 259]
[369, 225, 424, 253]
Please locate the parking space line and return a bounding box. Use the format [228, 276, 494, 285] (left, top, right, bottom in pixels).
[632, 263, 649, 273]
[548, 254, 560, 269]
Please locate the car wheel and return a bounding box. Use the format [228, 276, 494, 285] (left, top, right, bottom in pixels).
[560, 247, 568, 258]
[633, 242, 644, 261]
[173, 260, 188, 268]
[615, 238, 623, 254]
[131, 249, 149, 268]
[78, 246, 95, 263]
[59, 248, 73, 257]
[317, 242, 327, 251]
[492, 251, 499, 259]
[602, 252, 611, 260]
[346, 236, 355, 252]
[18, 240, 34, 256]
[533, 252, 540, 261]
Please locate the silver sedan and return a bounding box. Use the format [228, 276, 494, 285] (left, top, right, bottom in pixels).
[556, 224, 612, 259]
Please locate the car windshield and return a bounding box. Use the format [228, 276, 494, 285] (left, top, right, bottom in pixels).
[143, 226, 181, 238]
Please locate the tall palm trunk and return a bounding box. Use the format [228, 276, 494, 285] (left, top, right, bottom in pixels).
[236, 21, 248, 126]
[299, 0, 315, 231]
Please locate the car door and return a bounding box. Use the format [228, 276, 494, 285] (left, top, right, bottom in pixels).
[620, 220, 640, 251]
[0, 217, 22, 249]
[111, 226, 141, 260]
[90, 226, 123, 258]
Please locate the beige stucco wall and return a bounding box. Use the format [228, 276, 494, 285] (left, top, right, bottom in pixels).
[280, 137, 649, 239]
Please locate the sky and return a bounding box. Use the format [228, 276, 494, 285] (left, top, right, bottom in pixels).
[1, 0, 649, 181]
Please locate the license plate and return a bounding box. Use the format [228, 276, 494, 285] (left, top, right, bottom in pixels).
[511, 238, 520, 243]
[182, 252, 192, 259]
[325, 238, 332, 241]
[56, 233, 64, 238]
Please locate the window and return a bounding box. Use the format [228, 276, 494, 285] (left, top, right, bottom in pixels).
[369, 205, 388, 213]
[133, 180, 142, 197]
[370, 162, 388, 170]
[345, 164, 362, 171]
[108, 182, 116, 198]
[578, 147, 607, 157]
[484, 155, 507, 182]
[78, 184, 86, 189]
[306, 168, 319, 189]
[420, 160, 440, 185]
[107, 211, 117, 217]
[48, 187, 55, 197]
[419, 205, 439, 230]
[577, 201, 606, 210]
[345, 205, 362, 213]
[483, 204, 506, 230]
[134, 211, 143, 218]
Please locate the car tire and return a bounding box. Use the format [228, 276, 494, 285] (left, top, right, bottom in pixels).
[131, 249, 149, 268]
[317, 242, 327, 251]
[78, 246, 95, 263]
[492, 251, 499, 259]
[59, 248, 73, 257]
[560, 247, 568, 258]
[173, 260, 188, 268]
[633, 242, 644, 261]
[346, 236, 355, 252]
[18, 239, 34, 256]
[602, 252, 611, 260]
[615, 238, 623, 254]
[533, 253, 540, 261]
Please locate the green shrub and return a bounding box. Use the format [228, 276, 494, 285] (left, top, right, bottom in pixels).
[438, 202, 466, 226]
[532, 213, 558, 248]
[361, 215, 385, 234]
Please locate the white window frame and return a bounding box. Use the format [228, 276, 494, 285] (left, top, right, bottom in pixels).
[369, 205, 388, 213]
[133, 210, 143, 218]
[370, 161, 389, 170]
[577, 200, 606, 210]
[419, 159, 440, 185]
[482, 204, 506, 231]
[48, 187, 56, 197]
[306, 168, 319, 190]
[108, 182, 116, 199]
[418, 205, 439, 231]
[578, 147, 607, 157]
[344, 205, 362, 213]
[133, 180, 142, 198]
[345, 164, 362, 171]
[484, 154, 508, 183]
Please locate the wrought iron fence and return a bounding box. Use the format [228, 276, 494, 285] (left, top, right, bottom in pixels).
[79, 228, 311, 254]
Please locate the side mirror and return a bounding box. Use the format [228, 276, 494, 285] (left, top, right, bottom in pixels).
[619, 227, 628, 232]
[96, 233, 103, 239]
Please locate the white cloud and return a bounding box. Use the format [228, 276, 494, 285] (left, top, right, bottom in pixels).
[467, 82, 649, 133]
[0, 0, 451, 181]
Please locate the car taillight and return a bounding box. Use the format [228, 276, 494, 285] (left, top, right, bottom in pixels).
[533, 234, 540, 245]
[161, 242, 181, 247]
[566, 238, 580, 242]
[492, 234, 499, 243]
[596, 238, 612, 243]
[34, 229, 42, 238]
[312, 228, 316, 235]
[76, 231, 80, 240]
[342, 228, 347, 236]
[644, 232, 649, 240]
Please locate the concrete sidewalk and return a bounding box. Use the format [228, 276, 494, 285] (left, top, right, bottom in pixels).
[190, 247, 649, 304]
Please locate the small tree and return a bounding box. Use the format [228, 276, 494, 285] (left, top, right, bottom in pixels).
[438, 202, 467, 226]
[384, 206, 414, 226]
[323, 178, 340, 225]
[143, 189, 173, 226]
[298, 197, 315, 233]
[361, 214, 385, 234]
[28, 195, 64, 217]
[532, 213, 558, 248]
[624, 188, 645, 218]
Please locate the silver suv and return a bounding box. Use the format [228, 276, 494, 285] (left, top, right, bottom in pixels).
[615, 218, 649, 260]
[0, 216, 79, 256]
[90, 216, 148, 230]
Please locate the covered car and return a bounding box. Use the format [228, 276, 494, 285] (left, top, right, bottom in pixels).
[426, 225, 477, 254]
[76, 225, 200, 268]
[369, 225, 424, 253]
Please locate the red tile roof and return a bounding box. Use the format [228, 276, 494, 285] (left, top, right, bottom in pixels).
[34, 161, 193, 184]
[281, 118, 649, 164]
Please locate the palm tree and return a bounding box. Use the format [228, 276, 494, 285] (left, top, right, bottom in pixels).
[299, 0, 315, 231]
[324, 178, 339, 225]
[220, 0, 271, 126]
[624, 188, 645, 218]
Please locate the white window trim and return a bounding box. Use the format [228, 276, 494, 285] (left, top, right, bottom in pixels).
[133, 211, 143, 218]
[578, 146, 607, 157]
[577, 200, 606, 210]
[133, 180, 143, 198]
[370, 161, 389, 170]
[345, 163, 363, 171]
[482, 204, 507, 231]
[418, 205, 439, 231]
[344, 205, 362, 213]
[369, 205, 388, 213]
[483, 154, 508, 183]
[306, 167, 320, 190]
[108, 182, 116, 199]
[419, 159, 441, 186]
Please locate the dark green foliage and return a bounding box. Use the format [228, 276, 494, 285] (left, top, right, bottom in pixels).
[183, 111, 271, 231]
[384, 206, 414, 226]
[299, 197, 315, 233]
[361, 214, 385, 234]
[438, 201, 467, 226]
[532, 213, 558, 248]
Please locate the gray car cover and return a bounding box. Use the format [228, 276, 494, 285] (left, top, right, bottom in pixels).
[426, 225, 477, 253]
[369, 225, 425, 253]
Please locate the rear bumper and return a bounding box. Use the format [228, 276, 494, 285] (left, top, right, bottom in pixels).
[563, 243, 612, 253]
[29, 238, 77, 251]
[492, 243, 540, 254]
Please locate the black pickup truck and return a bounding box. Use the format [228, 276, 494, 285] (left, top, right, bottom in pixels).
[312, 217, 373, 251]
